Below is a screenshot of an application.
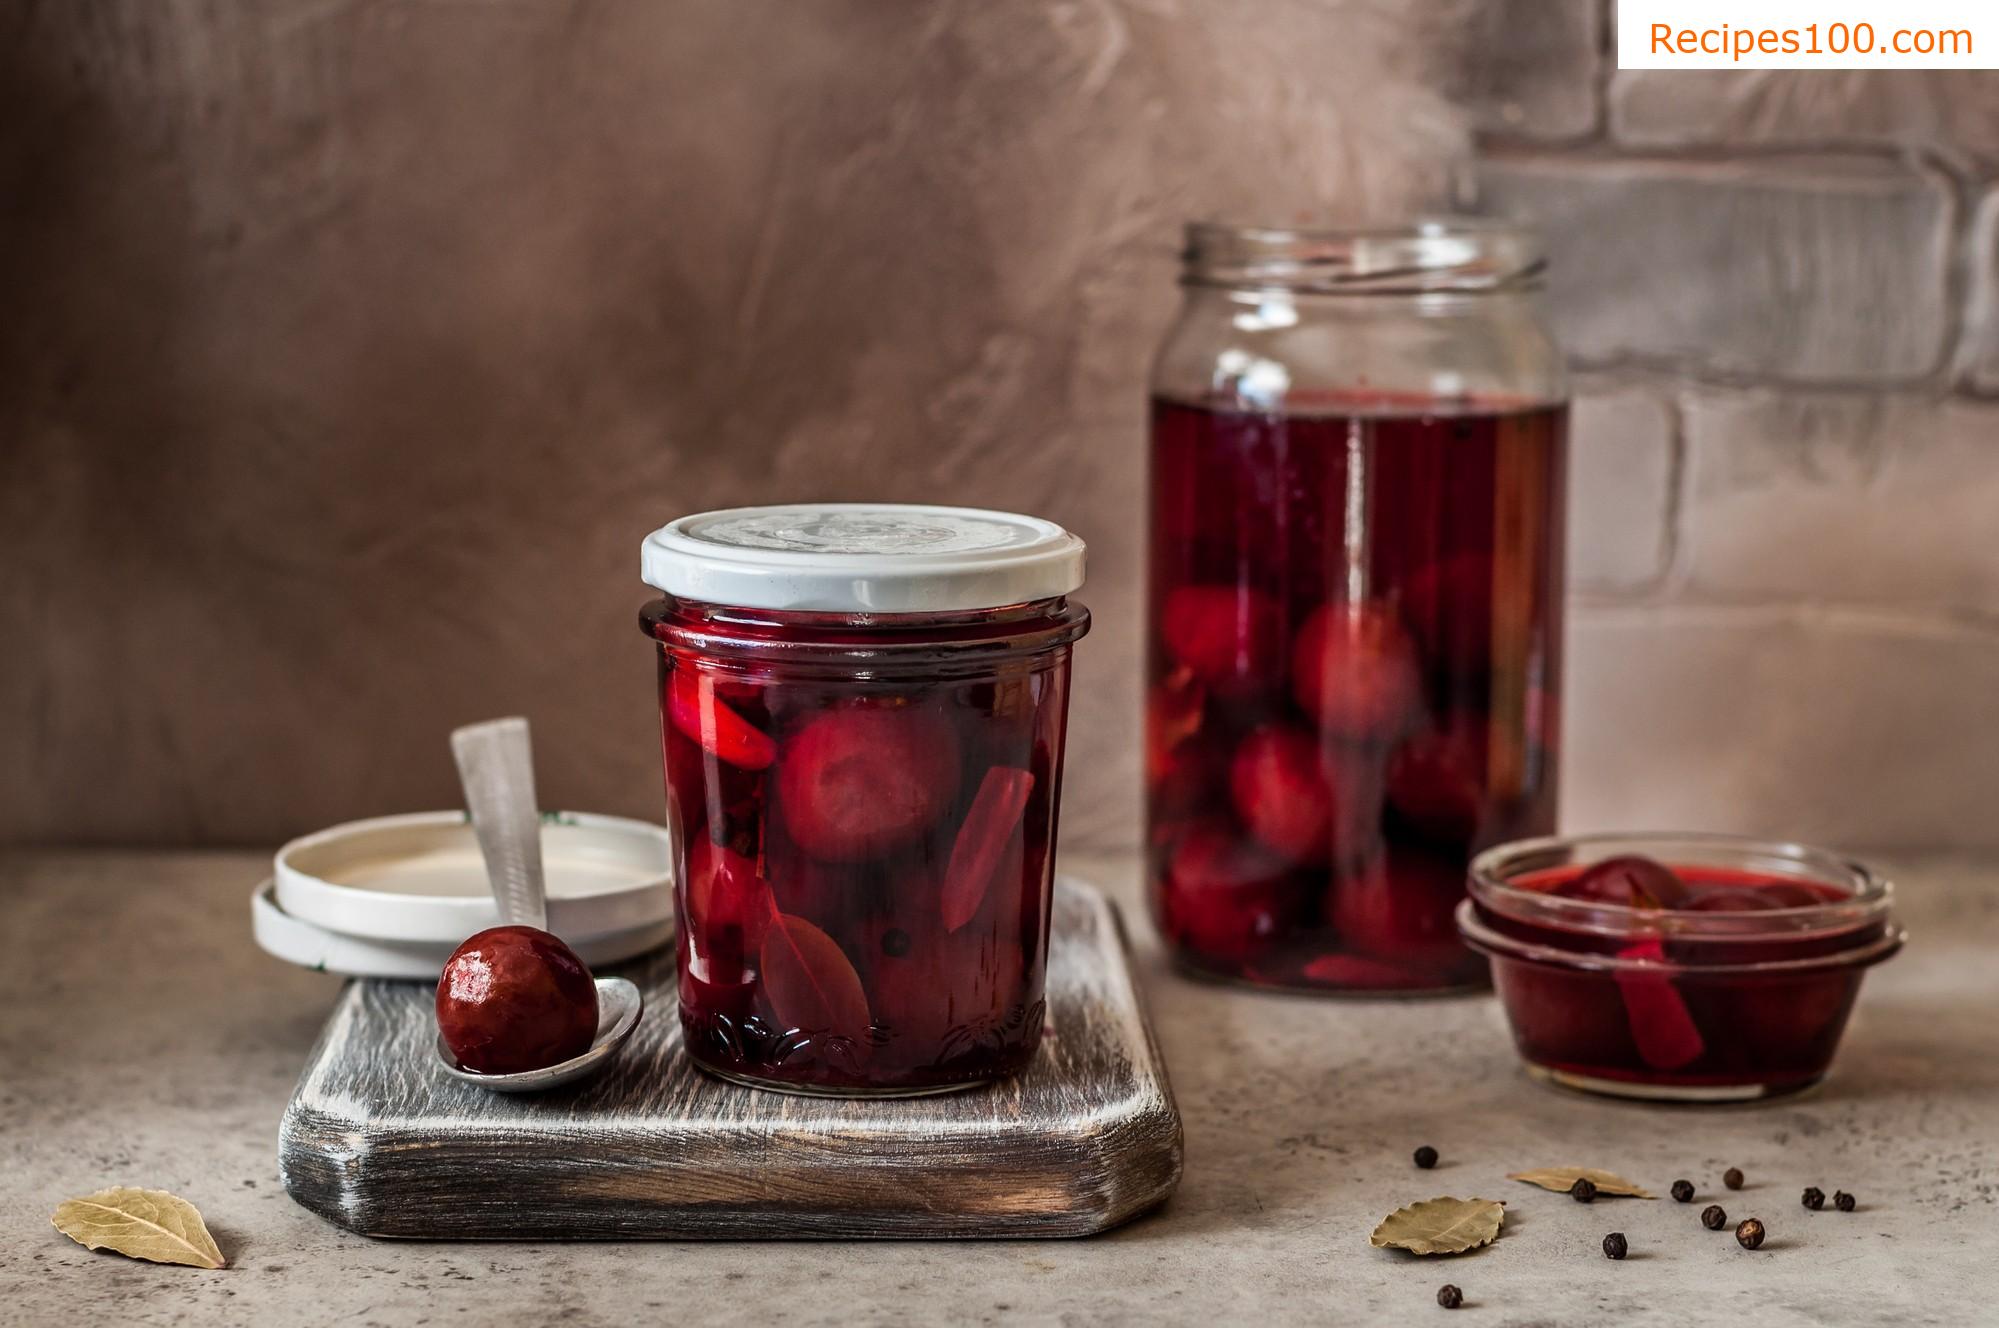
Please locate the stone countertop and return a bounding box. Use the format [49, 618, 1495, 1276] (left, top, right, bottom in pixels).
[3, 847, 1995, 1327]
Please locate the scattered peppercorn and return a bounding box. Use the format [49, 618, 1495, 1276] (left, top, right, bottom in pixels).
[1570, 1178, 1598, 1203]
[1723, 1167, 1745, 1190]
[1736, 1218, 1766, 1250]
[1671, 1179, 1695, 1203]
[1702, 1204, 1728, 1231]
[1802, 1187, 1825, 1210]
[1602, 1232, 1628, 1260]
[1834, 1191, 1856, 1212]
[1414, 1145, 1439, 1170]
[1437, 1284, 1463, 1310]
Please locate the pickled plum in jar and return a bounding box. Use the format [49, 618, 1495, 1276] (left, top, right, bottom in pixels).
[1146, 401, 1565, 992]
[640, 504, 1088, 1096]
[1144, 220, 1567, 994]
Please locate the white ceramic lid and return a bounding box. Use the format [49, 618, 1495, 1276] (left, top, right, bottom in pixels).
[274, 810, 673, 944]
[640, 502, 1086, 612]
[251, 882, 674, 981]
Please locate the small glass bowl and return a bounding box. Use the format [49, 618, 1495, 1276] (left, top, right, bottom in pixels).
[1458, 833, 1904, 1103]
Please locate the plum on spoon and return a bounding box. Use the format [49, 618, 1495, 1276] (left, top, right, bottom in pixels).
[435, 717, 641, 1092]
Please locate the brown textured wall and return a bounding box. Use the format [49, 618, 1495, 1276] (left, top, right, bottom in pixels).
[0, 0, 1470, 846]
[12, 3, 1999, 852]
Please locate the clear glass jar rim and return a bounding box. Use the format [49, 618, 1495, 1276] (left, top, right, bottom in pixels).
[641, 595, 1090, 672]
[1455, 899, 1906, 978]
[1467, 831, 1896, 944]
[1182, 217, 1546, 294]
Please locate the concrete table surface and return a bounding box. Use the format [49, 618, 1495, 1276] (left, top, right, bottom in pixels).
[3, 846, 1995, 1327]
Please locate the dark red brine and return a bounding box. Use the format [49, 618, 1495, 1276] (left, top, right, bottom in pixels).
[1461, 838, 1903, 1101]
[1146, 220, 1568, 994]
[639, 505, 1087, 1096]
[1148, 397, 1566, 990]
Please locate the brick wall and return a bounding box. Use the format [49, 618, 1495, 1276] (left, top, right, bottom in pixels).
[1459, 1, 1999, 848]
[2, 1, 1993, 851]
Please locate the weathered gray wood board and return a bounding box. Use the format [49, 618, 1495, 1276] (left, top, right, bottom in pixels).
[279, 878, 1182, 1239]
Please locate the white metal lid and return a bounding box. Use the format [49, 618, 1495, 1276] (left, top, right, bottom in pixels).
[273, 810, 673, 944]
[251, 881, 674, 981]
[640, 503, 1086, 612]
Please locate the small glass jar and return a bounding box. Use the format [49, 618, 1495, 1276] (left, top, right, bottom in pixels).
[639, 504, 1089, 1096]
[1146, 219, 1568, 994]
[1460, 834, 1904, 1102]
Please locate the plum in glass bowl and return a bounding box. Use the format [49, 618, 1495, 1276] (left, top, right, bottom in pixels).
[1458, 834, 1904, 1102]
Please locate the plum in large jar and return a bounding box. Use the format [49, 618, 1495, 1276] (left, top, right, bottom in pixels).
[1146, 219, 1568, 993]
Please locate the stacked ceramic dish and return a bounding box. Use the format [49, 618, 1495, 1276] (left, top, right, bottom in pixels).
[252, 811, 675, 980]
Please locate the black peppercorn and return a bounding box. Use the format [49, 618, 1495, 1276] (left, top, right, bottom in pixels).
[1802, 1187, 1825, 1210]
[1570, 1177, 1598, 1203]
[1671, 1179, 1695, 1203]
[1602, 1232, 1628, 1260]
[1414, 1145, 1439, 1170]
[1834, 1190, 1856, 1212]
[1437, 1284, 1463, 1310]
[1702, 1204, 1728, 1230]
[1723, 1167, 1745, 1190]
[1736, 1218, 1766, 1250]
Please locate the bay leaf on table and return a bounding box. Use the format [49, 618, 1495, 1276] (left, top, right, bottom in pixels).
[1368, 1196, 1506, 1255]
[1507, 1167, 1657, 1199]
[52, 1187, 226, 1268]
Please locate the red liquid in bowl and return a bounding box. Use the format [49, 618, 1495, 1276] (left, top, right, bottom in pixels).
[1147, 396, 1567, 992]
[1465, 855, 1899, 1101]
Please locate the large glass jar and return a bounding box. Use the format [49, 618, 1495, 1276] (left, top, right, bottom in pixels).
[1146, 220, 1568, 994]
[640, 504, 1089, 1095]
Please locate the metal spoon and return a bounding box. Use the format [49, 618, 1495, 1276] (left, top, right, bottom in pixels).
[434, 975, 642, 1094]
[436, 716, 643, 1093]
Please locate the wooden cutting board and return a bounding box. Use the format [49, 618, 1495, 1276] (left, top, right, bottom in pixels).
[279, 877, 1182, 1239]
